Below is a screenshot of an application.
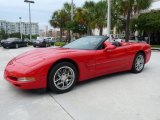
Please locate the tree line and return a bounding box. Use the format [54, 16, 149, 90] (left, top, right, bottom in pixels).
[130, 10, 160, 44]
[50, 0, 152, 42]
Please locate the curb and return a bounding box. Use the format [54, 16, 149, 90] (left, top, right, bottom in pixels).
[151, 48, 160, 51]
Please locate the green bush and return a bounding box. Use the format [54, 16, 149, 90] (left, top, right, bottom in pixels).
[151, 45, 160, 48]
[51, 42, 55, 46]
[54, 42, 65, 46]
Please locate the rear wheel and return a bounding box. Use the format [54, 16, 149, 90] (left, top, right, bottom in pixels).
[48, 62, 78, 93]
[132, 53, 145, 73]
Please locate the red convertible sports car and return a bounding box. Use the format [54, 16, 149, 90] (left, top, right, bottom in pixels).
[4, 36, 151, 93]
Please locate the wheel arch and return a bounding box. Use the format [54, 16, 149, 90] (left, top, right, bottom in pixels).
[136, 50, 146, 63]
[47, 58, 80, 83]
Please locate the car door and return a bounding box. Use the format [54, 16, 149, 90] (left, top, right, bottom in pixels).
[21, 39, 26, 46]
[95, 45, 130, 76]
[16, 39, 22, 46]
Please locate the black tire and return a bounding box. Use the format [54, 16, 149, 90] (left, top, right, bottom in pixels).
[48, 62, 78, 93]
[132, 52, 145, 73]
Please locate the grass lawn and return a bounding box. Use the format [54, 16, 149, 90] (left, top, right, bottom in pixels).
[151, 45, 160, 48]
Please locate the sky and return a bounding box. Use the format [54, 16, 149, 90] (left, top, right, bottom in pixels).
[0, 0, 159, 29]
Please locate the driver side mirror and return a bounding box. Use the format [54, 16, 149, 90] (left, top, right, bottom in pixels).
[104, 44, 116, 52]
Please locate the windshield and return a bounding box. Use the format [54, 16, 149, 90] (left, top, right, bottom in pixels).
[63, 36, 108, 50]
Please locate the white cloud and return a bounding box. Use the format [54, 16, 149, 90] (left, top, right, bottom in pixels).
[0, 0, 159, 29]
[0, 0, 99, 29]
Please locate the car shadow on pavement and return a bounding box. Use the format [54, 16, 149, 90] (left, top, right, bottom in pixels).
[76, 71, 131, 87]
[6, 71, 130, 95]
[7, 67, 150, 95]
[7, 85, 49, 96]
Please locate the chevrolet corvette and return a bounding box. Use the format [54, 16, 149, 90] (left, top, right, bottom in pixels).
[4, 36, 151, 93]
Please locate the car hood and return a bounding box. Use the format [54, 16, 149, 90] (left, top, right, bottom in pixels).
[14, 48, 78, 67]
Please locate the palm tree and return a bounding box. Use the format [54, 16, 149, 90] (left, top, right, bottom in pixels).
[74, 8, 88, 25]
[50, 2, 75, 42]
[81, 1, 107, 36]
[74, 8, 88, 37]
[50, 9, 68, 41]
[63, 3, 73, 42]
[94, 1, 107, 35]
[83, 1, 96, 35]
[111, 0, 125, 34]
[113, 0, 152, 41]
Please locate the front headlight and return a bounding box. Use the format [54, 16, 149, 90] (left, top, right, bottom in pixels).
[17, 77, 35, 82]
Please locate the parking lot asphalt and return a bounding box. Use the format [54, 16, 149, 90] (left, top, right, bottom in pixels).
[0, 46, 160, 120]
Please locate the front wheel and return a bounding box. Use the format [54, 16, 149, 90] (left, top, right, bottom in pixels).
[132, 53, 145, 73]
[48, 62, 78, 93]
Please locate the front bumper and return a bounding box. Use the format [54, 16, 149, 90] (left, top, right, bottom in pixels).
[4, 61, 47, 90]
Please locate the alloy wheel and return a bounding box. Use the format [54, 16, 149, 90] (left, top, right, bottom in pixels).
[53, 66, 75, 90]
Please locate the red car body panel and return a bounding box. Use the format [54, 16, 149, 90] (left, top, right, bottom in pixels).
[4, 41, 151, 90]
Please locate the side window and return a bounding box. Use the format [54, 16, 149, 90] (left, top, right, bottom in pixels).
[97, 43, 105, 50]
[17, 39, 21, 42]
[97, 40, 108, 50]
